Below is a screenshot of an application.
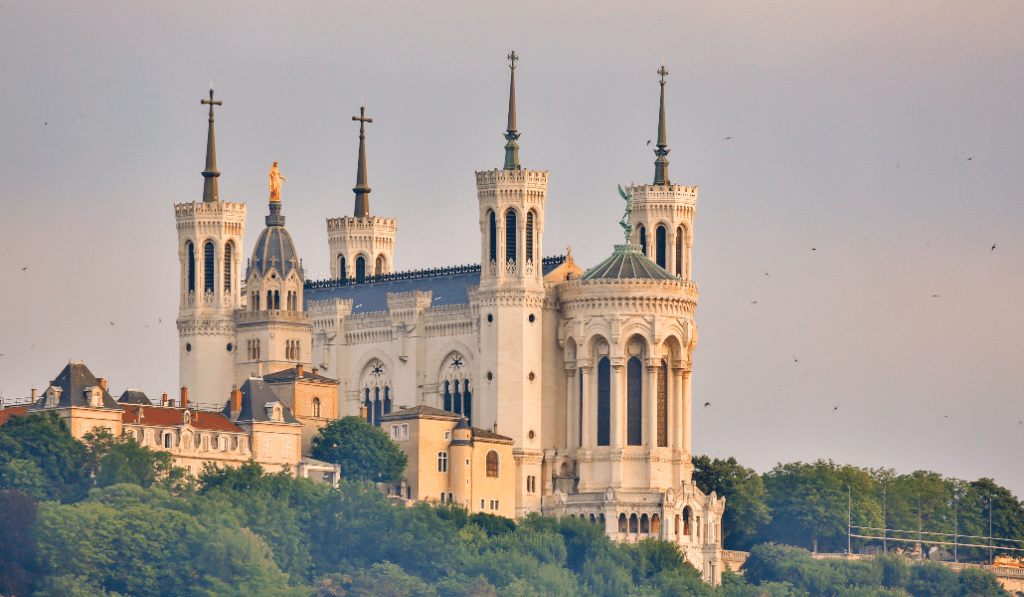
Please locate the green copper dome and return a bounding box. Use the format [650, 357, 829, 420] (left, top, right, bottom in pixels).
[580, 244, 676, 280]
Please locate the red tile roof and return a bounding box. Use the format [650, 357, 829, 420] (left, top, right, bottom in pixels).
[0, 406, 29, 426]
[120, 405, 242, 433]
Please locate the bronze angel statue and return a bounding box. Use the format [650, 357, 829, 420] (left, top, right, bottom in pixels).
[618, 184, 634, 243]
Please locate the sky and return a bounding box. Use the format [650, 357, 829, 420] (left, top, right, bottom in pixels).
[1, 1, 1022, 499]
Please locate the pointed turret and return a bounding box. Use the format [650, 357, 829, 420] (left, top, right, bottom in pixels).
[653, 65, 671, 186]
[352, 105, 373, 217]
[200, 87, 222, 202]
[503, 51, 521, 170]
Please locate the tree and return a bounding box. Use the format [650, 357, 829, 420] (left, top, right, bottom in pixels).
[0, 490, 42, 597]
[310, 417, 407, 483]
[82, 429, 187, 492]
[0, 411, 90, 502]
[692, 455, 771, 550]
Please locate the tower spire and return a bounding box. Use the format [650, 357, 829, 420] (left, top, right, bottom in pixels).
[503, 51, 521, 170]
[653, 65, 671, 186]
[352, 104, 373, 218]
[201, 87, 222, 202]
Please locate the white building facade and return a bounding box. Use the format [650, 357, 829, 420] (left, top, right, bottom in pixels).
[177, 63, 724, 583]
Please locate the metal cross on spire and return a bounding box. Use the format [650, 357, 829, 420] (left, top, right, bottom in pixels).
[200, 87, 222, 202]
[352, 105, 373, 217]
[508, 50, 518, 70]
[658, 65, 669, 85]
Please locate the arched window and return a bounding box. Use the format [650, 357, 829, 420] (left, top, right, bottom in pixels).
[364, 388, 372, 425]
[640, 514, 650, 534]
[375, 255, 384, 276]
[488, 210, 497, 263]
[373, 387, 382, 427]
[266, 290, 273, 310]
[485, 450, 499, 477]
[203, 241, 215, 293]
[338, 255, 346, 279]
[618, 513, 628, 533]
[578, 372, 583, 448]
[443, 381, 452, 412]
[383, 387, 392, 417]
[629, 514, 639, 534]
[187, 242, 195, 293]
[651, 514, 661, 534]
[526, 210, 535, 264]
[312, 397, 321, 418]
[453, 380, 462, 415]
[597, 357, 611, 446]
[356, 256, 366, 283]
[274, 290, 280, 310]
[656, 225, 666, 268]
[627, 356, 643, 446]
[683, 507, 691, 535]
[638, 226, 647, 256]
[224, 241, 233, 293]
[463, 383, 472, 427]
[505, 209, 517, 264]
[675, 226, 683, 277]
[657, 359, 668, 447]
[675, 515, 681, 537]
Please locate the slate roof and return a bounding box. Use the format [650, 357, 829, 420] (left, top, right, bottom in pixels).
[581, 244, 677, 281]
[380, 405, 460, 422]
[471, 427, 513, 444]
[0, 406, 29, 426]
[224, 377, 300, 424]
[249, 225, 302, 279]
[304, 256, 565, 315]
[121, 404, 243, 433]
[262, 367, 338, 384]
[28, 362, 120, 410]
[118, 389, 152, 405]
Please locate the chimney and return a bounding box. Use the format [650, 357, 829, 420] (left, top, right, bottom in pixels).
[296, 364, 303, 377]
[493, 422, 498, 434]
[97, 378, 107, 390]
[312, 367, 318, 376]
[230, 388, 242, 412]
[180, 387, 188, 409]
[31, 388, 37, 402]
[162, 392, 168, 407]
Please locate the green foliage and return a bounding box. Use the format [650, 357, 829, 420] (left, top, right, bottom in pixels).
[956, 566, 1009, 597]
[692, 456, 771, 550]
[0, 411, 90, 502]
[310, 417, 408, 483]
[0, 490, 42, 597]
[83, 428, 188, 492]
[468, 512, 517, 537]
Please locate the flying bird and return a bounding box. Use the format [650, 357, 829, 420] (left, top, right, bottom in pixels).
[751, 301, 758, 304]
[110, 322, 115, 326]
[21, 267, 27, 270]
[704, 402, 710, 408]
[723, 136, 732, 140]
[931, 295, 940, 298]
[765, 272, 769, 276]
[991, 244, 996, 251]
[967, 157, 972, 161]
[793, 356, 800, 363]
[647, 140, 651, 146]
[834, 405, 839, 411]
[158, 318, 161, 323]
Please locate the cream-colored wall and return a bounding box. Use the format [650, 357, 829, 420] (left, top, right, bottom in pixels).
[59, 407, 123, 439]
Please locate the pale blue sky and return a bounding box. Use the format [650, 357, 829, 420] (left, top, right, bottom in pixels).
[1, 1, 1022, 497]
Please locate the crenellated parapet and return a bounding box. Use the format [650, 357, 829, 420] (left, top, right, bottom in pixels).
[326, 215, 398, 280]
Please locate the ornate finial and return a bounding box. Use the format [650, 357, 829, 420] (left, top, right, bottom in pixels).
[200, 88, 223, 202]
[566, 246, 572, 257]
[618, 184, 634, 243]
[503, 51, 521, 170]
[352, 105, 373, 217]
[654, 65, 670, 186]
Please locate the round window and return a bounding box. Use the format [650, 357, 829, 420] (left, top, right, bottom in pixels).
[528, 430, 535, 440]
[487, 314, 493, 323]
[486, 371, 493, 382]
[185, 343, 192, 352]
[226, 343, 233, 352]
[528, 314, 535, 323]
[528, 371, 535, 382]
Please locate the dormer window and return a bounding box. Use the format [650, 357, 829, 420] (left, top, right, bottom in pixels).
[265, 401, 284, 422]
[46, 386, 61, 407]
[84, 386, 103, 408]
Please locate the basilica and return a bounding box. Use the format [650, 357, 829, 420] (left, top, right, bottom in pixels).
[172, 57, 725, 582]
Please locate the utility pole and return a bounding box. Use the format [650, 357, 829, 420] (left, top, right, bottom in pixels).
[954, 496, 958, 563]
[918, 495, 923, 559]
[848, 486, 852, 556]
[989, 495, 994, 566]
[883, 487, 887, 554]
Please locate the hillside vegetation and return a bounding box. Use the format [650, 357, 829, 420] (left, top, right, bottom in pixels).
[0, 412, 1016, 597]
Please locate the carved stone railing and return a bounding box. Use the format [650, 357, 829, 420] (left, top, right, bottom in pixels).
[202, 290, 216, 307]
[186, 290, 196, 307]
[524, 260, 535, 276]
[488, 260, 498, 277]
[505, 259, 516, 276]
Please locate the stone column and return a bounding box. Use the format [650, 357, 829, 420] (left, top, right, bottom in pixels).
[565, 366, 578, 450]
[682, 370, 692, 454]
[645, 362, 658, 448]
[580, 365, 593, 448]
[609, 360, 622, 449]
[672, 368, 685, 451]
[666, 363, 675, 449]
